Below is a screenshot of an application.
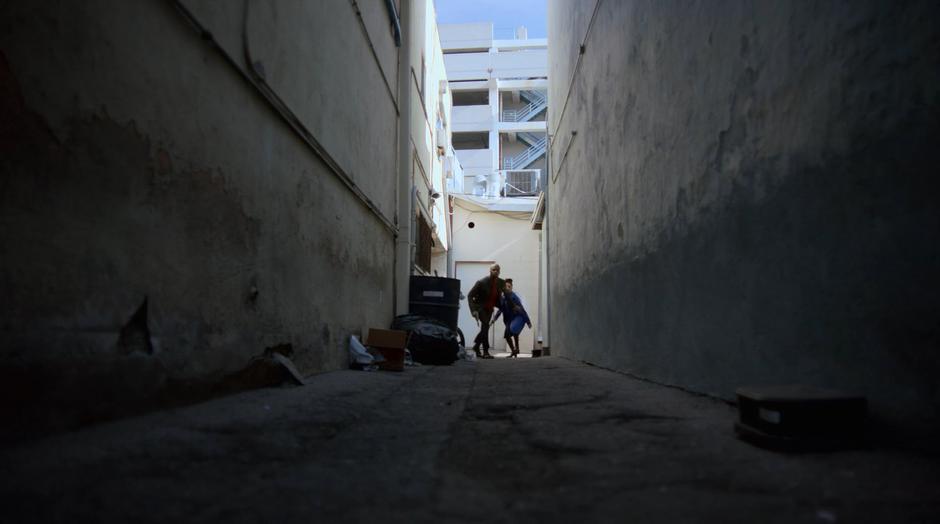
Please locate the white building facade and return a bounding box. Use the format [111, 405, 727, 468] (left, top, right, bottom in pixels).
[439, 22, 549, 353]
[407, 0, 455, 278]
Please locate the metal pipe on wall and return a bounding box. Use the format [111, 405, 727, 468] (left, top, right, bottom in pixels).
[169, 0, 398, 236]
[543, 109, 552, 351]
[446, 196, 455, 278]
[384, 0, 402, 47]
[394, 0, 414, 315]
[411, 186, 418, 273]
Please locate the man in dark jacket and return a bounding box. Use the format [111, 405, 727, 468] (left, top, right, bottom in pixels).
[467, 263, 505, 359]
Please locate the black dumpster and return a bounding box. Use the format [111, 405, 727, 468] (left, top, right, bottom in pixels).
[409, 276, 461, 330]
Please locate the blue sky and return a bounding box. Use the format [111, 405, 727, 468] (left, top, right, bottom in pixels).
[433, 0, 547, 39]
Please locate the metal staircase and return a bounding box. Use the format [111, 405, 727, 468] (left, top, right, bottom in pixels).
[517, 132, 543, 147]
[502, 132, 547, 170]
[520, 89, 547, 105]
[500, 90, 547, 123]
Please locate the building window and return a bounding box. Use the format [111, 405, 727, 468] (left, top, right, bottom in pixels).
[452, 90, 489, 106]
[416, 214, 433, 273]
[451, 132, 489, 150]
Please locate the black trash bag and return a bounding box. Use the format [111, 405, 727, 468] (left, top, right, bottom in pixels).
[391, 314, 459, 365]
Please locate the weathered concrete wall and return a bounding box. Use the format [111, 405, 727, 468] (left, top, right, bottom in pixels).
[548, 0, 940, 437]
[0, 0, 399, 437]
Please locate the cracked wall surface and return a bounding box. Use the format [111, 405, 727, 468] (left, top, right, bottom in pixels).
[547, 0, 940, 438]
[0, 1, 399, 438]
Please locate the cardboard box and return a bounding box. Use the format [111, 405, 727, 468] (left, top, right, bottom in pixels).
[365, 329, 409, 372]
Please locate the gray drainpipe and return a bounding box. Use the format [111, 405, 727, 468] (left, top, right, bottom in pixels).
[446, 196, 455, 278]
[544, 111, 552, 351]
[394, 0, 413, 315]
[384, 0, 402, 47]
[411, 186, 419, 273]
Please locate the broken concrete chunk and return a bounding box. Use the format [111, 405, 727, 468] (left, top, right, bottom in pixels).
[270, 352, 305, 386]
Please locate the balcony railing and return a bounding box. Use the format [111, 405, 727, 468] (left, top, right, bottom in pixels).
[502, 133, 547, 170]
[462, 169, 541, 198]
[500, 90, 547, 122]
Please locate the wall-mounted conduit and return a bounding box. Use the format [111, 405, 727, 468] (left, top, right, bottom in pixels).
[350, 0, 399, 113]
[169, 0, 398, 235]
[548, 0, 603, 184]
[384, 0, 402, 47]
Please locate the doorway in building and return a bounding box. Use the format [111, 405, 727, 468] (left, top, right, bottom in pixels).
[455, 261, 503, 352]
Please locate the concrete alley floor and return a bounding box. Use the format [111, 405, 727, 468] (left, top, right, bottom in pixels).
[2, 357, 939, 523]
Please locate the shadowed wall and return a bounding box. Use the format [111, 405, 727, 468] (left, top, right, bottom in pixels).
[0, 0, 400, 438]
[547, 0, 940, 440]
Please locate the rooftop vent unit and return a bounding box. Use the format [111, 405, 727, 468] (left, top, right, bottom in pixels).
[503, 169, 539, 196]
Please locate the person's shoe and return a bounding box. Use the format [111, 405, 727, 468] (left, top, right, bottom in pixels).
[482, 350, 494, 359]
[472, 344, 482, 358]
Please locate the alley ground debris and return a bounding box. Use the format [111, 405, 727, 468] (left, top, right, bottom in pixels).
[2, 357, 939, 523]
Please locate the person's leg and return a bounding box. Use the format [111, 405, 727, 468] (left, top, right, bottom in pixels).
[472, 312, 487, 357]
[472, 333, 484, 357]
[512, 335, 520, 357]
[478, 309, 493, 358]
[504, 325, 514, 355]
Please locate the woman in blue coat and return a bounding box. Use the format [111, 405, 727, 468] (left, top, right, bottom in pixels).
[493, 279, 532, 358]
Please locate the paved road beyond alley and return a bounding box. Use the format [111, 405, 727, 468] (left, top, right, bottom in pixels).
[2, 357, 939, 523]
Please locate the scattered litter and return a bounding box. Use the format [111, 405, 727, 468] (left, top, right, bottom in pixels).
[404, 349, 421, 367]
[216, 344, 306, 392]
[349, 335, 379, 371]
[364, 329, 408, 372]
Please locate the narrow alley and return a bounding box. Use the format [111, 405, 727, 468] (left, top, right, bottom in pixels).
[2, 0, 939, 521]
